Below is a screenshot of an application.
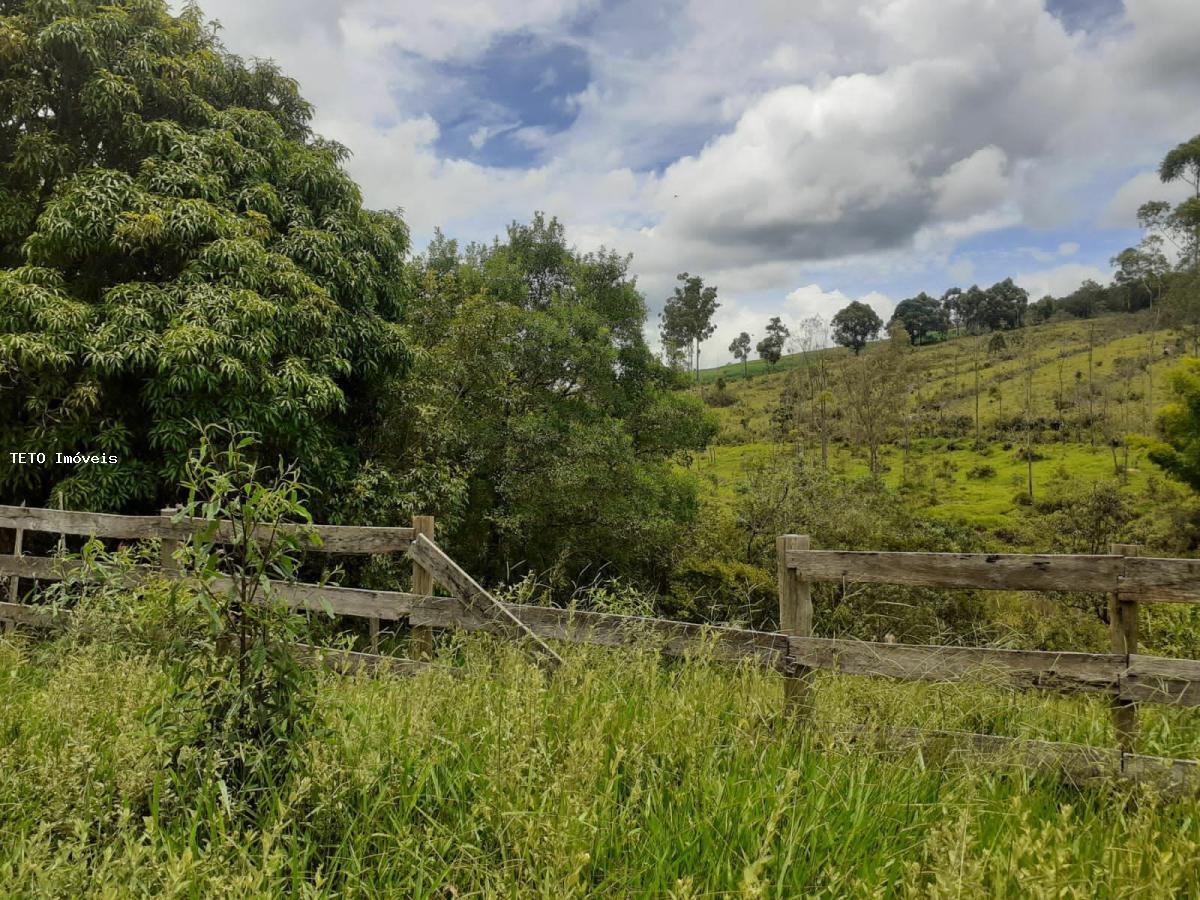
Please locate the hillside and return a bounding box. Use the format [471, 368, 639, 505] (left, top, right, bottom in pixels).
[688, 311, 1184, 542]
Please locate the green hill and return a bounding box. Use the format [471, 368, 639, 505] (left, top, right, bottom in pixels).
[686, 311, 1187, 545]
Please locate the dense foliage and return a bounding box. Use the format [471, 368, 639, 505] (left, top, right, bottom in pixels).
[830, 299, 882, 353]
[362, 215, 716, 590]
[0, 0, 409, 512]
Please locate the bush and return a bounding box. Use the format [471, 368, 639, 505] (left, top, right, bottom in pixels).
[966, 464, 997, 480]
[666, 556, 777, 630]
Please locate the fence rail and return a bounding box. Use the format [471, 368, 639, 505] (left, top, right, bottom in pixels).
[4, 506, 1200, 788]
[785, 548, 1200, 602]
[0, 503, 415, 554]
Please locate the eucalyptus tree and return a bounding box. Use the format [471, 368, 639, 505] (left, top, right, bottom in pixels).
[0, 0, 409, 512]
[728, 331, 751, 378]
[755, 316, 788, 366]
[659, 272, 719, 385]
[1157, 134, 1200, 270]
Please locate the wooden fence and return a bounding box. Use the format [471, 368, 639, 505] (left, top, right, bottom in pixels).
[4, 503, 1200, 788]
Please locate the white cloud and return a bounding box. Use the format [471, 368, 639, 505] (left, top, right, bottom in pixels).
[1016, 262, 1111, 299]
[178, 0, 1200, 338]
[1101, 169, 1194, 227]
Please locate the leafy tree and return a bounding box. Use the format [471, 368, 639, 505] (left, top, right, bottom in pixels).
[1030, 295, 1056, 324]
[889, 292, 949, 345]
[956, 286, 989, 333]
[0, 0, 409, 514]
[380, 215, 717, 591]
[1058, 279, 1105, 319]
[831, 301, 882, 354]
[940, 287, 964, 334]
[728, 331, 752, 377]
[1111, 239, 1169, 312]
[1150, 358, 1200, 491]
[659, 272, 719, 385]
[838, 323, 911, 475]
[755, 316, 789, 366]
[1158, 134, 1200, 270]
[980, 278, 1028, 330]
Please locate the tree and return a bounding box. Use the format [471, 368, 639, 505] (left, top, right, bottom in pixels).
[1058, 279, 1105, 319]
[1111, 239, 1169, 312]
[980, 278, 1029, 331]
[755, 316, 789, 366]
[1158, 134, 1200, 270]
[839, 322, 910, 474]
[659, 272, 719, 386]
[1150, 358, 1200, 491]
[956, 286, 989, 333]
[889, 292, 949, 345]
[831, 301, 882, 354]
[1030, 295, 1056, 324]
[941, 287, 964, 335]
[0, 0, 409, 515]
[795, 315, 833, 468]
[729, 331, 752, 378]
[385, 217, 717, 592]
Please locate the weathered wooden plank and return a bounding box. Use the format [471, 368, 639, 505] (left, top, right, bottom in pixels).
[0, 504, 415, 554]
[410, 595, 789, 668]
[1110, 542, 1140, 752]
[1122, 655, 1200, 707]
[0, 556, 428, 621]
[407, 535, 563, 671]
[408, 515, 436, 659]
[159, 517, 415, 555]
[788, 636, 1123, 695]
[0, 554, 83, 580]
[0, 504, 163, 540]
[0, 600, 59, 629]
[829, 724, 1200, 791]
[8, 503, 23, 602]
[787, 550, 1124, 593]
[208, 577, 426, 621]
[1121, 557, 1200, 603]
[778, 534, 814, 714]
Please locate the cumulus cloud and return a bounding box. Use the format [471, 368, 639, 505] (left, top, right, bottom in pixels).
[179, 0, 1200, 362]
[1101, 170, 1194, 227]
[1016, 262, 1111, 299]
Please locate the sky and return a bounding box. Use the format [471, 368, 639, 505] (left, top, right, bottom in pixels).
[184, 0, 1200, 363]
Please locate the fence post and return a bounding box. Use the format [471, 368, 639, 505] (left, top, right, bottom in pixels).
[409, 515, 436, 660]
[778, 533, 813, 718]
[1110, 541, 1140, 755]
[160, 506, 181, 575]
[1, 501, 22, 634]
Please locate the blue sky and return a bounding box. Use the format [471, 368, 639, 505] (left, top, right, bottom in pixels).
[189, 0, 1199, 361]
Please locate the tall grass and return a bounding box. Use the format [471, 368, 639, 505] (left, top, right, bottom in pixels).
[3, 632, 1200, 896]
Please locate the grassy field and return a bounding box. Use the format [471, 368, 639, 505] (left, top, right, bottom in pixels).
[689, 312, 1182, 542]
[5, 632, 1200, 897]
[689, 439, 1157, 531]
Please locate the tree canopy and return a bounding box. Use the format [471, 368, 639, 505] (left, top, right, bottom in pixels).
[374, 214, 716, 589]
[0, 0, 409, 513]
[831, 301, 882, 354]
[728, 331, 751, 376]
[1150, 358, 1200, 492]
[889, 292, 948, 345]
[659, 272, 718, 385]
[755, 316, 788, 365]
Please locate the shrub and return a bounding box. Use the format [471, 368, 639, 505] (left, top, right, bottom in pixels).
[966, 464, 997, 480]
[666, 556, 777, 630]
